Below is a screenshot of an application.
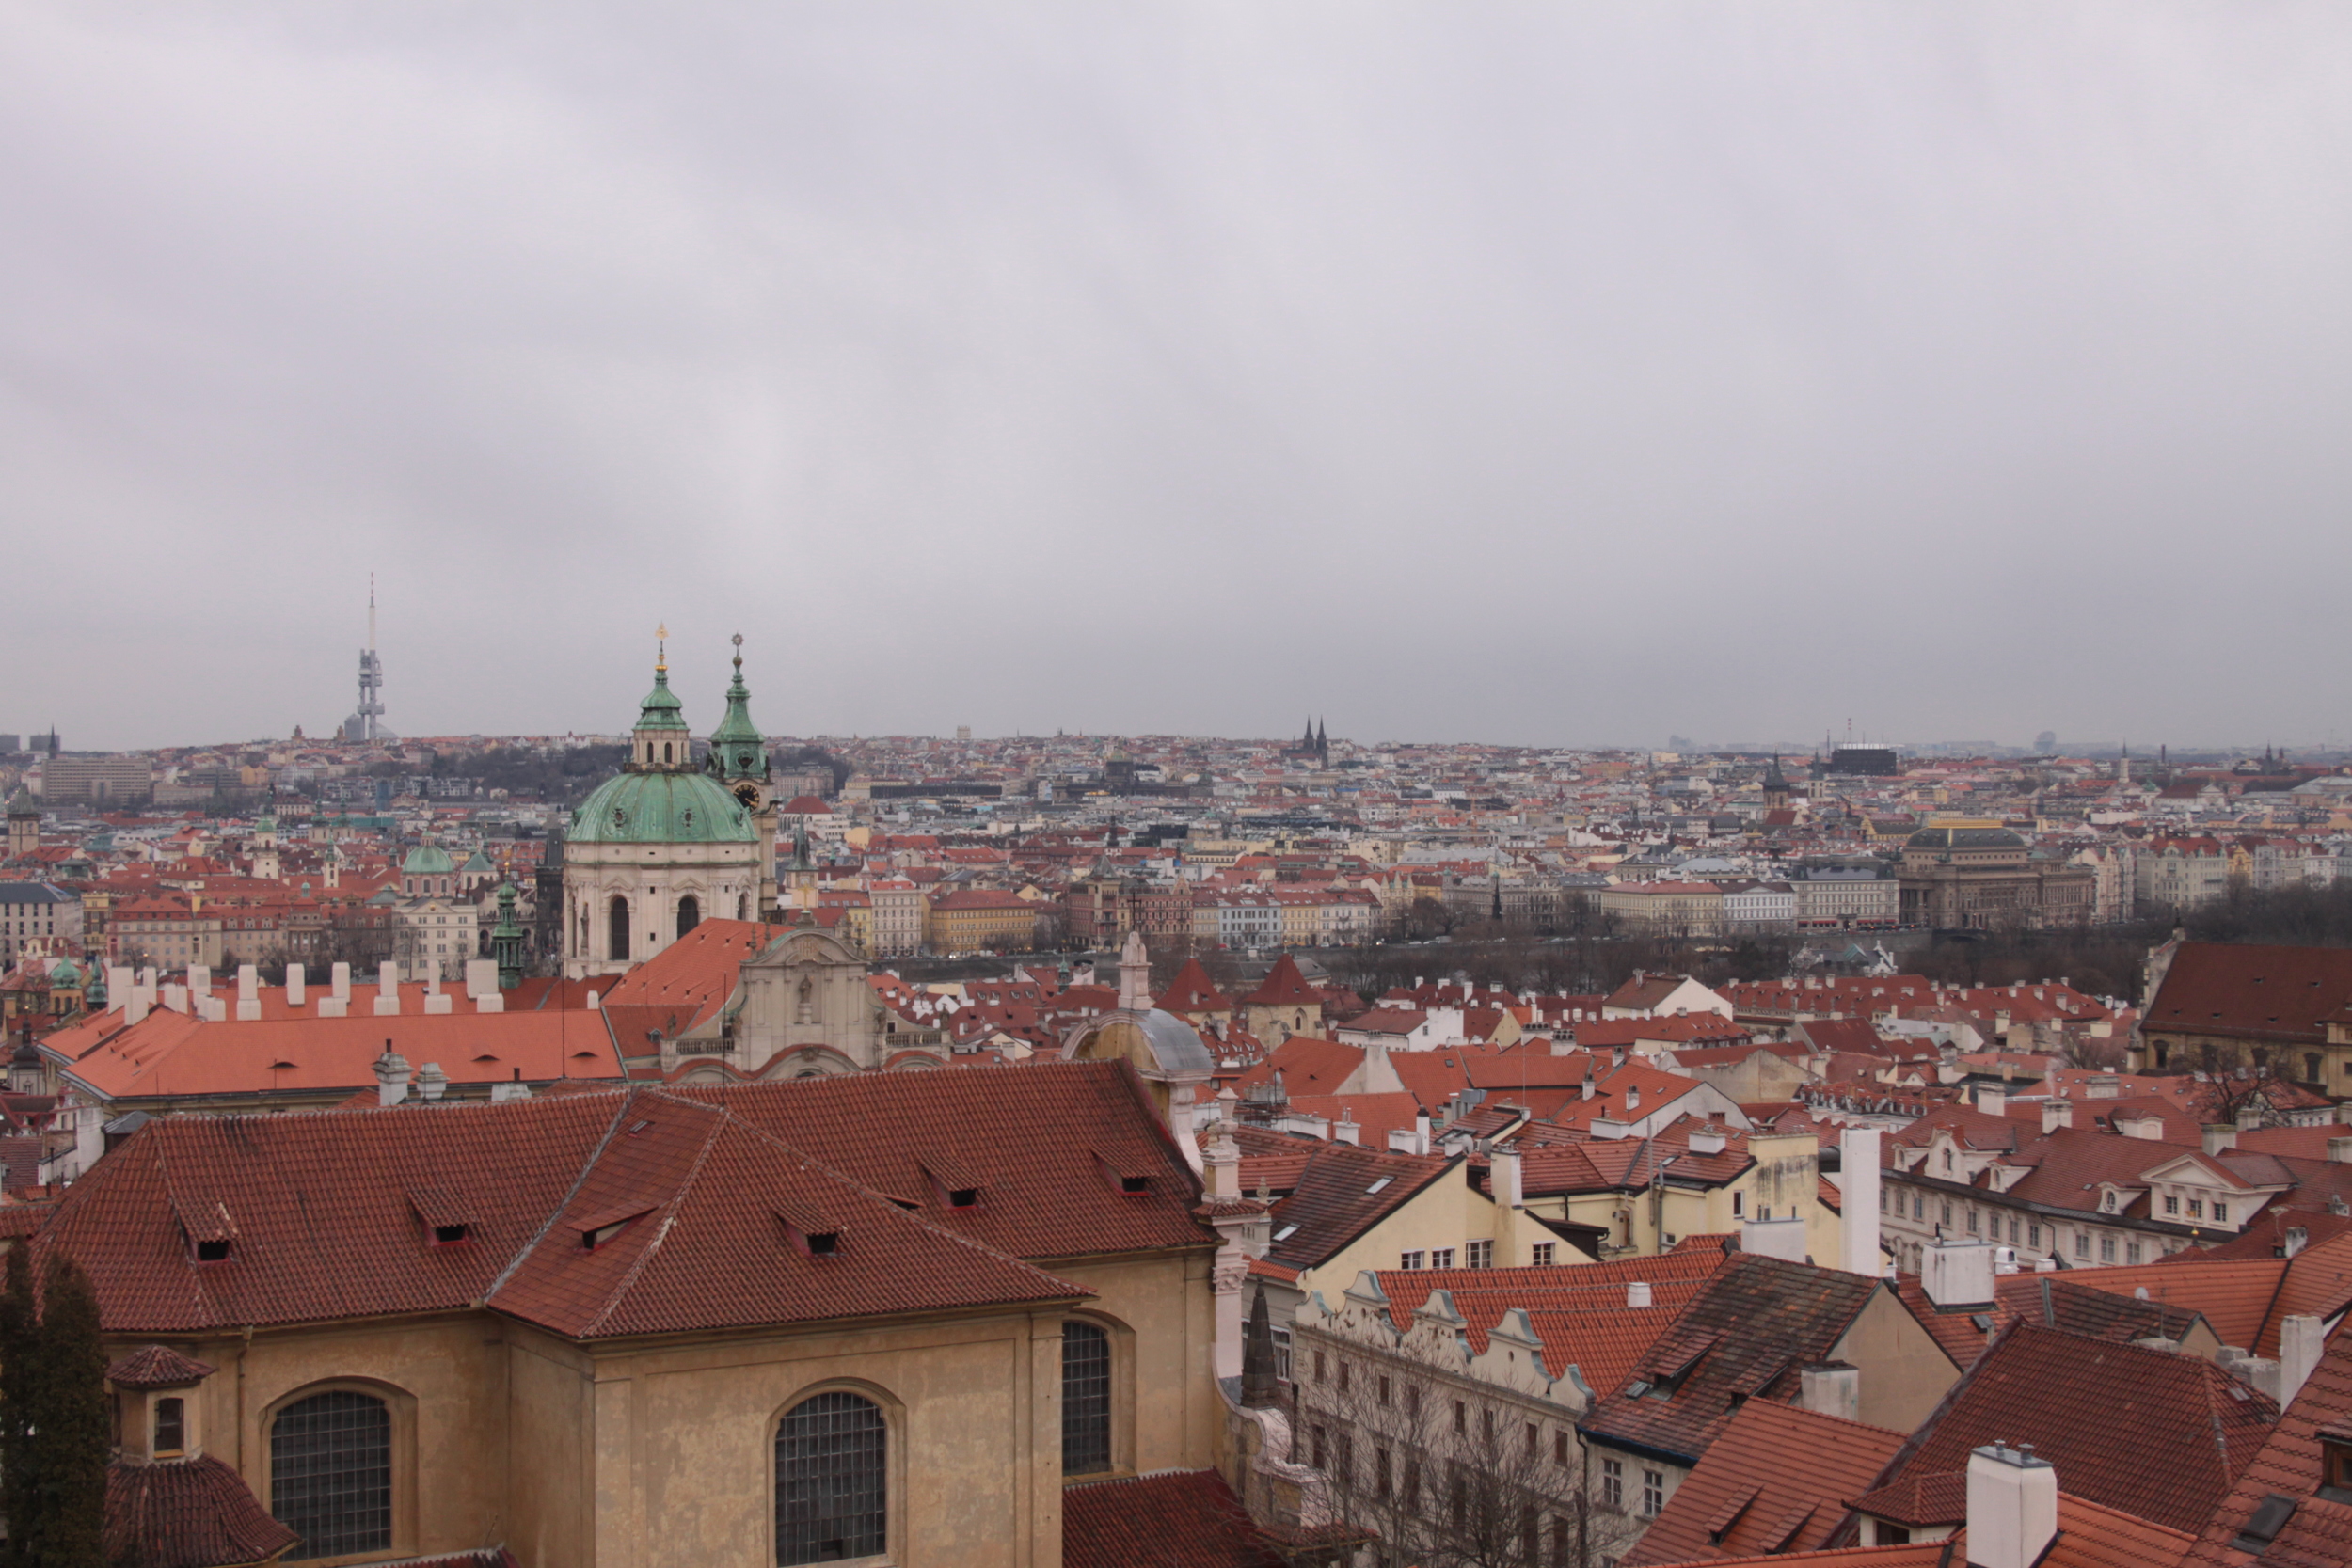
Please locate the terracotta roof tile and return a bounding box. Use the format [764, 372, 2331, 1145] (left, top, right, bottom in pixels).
[1062, 1469, 1286, 1568]
[2186, 1313, 2352, 1566]
[1626, 1387, 1909, 1564]
[1871, 1321, 2276, 1536]
[103, 1457, 300, 1568]
[104, 1345, 214, 1389]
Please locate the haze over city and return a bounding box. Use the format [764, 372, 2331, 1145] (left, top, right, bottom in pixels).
[8, 4, 2350, 751]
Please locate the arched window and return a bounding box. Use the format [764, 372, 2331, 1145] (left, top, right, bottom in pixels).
[609, 895, 631, 961]
[663, 742, 674, 764]
[677, 895, 700, 939]
[271, 1389, 391, 1560]
[1062, 1322, 1112, 1474]
[775, 1391, 885, 1565]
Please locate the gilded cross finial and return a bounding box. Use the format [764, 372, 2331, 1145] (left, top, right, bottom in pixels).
[656, 623, 669, 673]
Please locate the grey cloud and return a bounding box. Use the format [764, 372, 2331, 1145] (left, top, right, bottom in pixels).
[5, 3, 2349, 750]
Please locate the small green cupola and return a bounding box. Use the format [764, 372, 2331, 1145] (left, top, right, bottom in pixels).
[630, 626, 692, 772]
[707, 632, 769, 784]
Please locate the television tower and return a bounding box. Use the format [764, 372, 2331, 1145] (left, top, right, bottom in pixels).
[355, 576, 386, 741]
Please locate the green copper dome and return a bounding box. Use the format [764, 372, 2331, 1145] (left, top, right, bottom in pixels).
[402, 843, 456, 876]
[634, 665, 690, 733]
[571, 769, 755, 845]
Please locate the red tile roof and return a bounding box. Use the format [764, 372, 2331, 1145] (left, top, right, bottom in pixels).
[34, 1061, 1212, 1338]
[1870, 1321, 2276, 1537]
[103, 1456, 299, 1568]
[2185, 1314, 2352, 1566]
[1626, 1399, 1908, 1565]
[1374, 1251, 1729, 1388]
[104, 1345, 214, 1389]
[1240, 953, 1321, 1008]
[1061, 1469, 1285, 1568]
[2149, 942, 2352, 1048]
[1157, 958, 1232, 1015]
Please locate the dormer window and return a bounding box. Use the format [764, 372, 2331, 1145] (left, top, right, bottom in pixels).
[1120, 1175, 1151, 1196]
[948, 1187, 979, 1209]
[432, 1223, 470, 1245]
[194, 1239, 231, 1263]
[583, 1220, 630, 1250]
[804, 1230, 840, 1257]
[1943, 1149, 1954, 1173]
[2215, 1203, 2229, 1223]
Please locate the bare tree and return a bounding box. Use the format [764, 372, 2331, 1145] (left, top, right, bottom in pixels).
[1293, 1334, 1645, 1568]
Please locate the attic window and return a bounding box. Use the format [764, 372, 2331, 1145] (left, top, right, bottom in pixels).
[1274, 1224, 1300, 1242]
[193, 1239, 232, 1263]
[2320, 1437, 2352, 1504]
[432, 1223, 470, 1245]
[583, 1220, 632, 1249]
[1120, 1175, 1151, 1195]
[2234, 1494, 2300, 1551]
[804, 1230, 840, 1257]
[949, 1187, 980, 1210]
[1366, 1177, 1393, 1195]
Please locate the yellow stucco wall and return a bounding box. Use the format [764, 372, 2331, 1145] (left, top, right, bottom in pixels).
[1830, 1289, 1962, 1433]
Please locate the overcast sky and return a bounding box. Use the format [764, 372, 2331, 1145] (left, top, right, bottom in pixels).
[7, 4, 2349, 753]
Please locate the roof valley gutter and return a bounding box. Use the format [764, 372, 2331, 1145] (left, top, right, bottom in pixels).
[480, 1086, 640, 1307]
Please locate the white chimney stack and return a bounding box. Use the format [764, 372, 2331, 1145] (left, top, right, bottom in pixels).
[415, 1062, 448, 1101]
[286, 962, 306, 1006]
[2280, 1314, 2325, 1404]
[373, 961, 402, 1017]
[235, 963, 262, 1021]
[1965, 1443, 2058, 1568]
[1978, 1085, 2007, 1117]
[374, 1050, 412, 1107]
[1491, 1148, 1522, 1209]
[330, 961, 352, 1001]
[2042, 1100, 2072, 1133]
[1839, 1127, 1883, 1277]
[1627, 1281, 1652, 1307]
[1923, 1238, 1997, 1309]
[1798, 1363, 1860, 1421]
[2205, 1124, 2239, 1156]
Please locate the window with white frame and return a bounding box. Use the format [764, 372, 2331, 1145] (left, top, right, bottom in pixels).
[1466, 1241, 1493, 1268]
[1532, 1243, 1556, 1266]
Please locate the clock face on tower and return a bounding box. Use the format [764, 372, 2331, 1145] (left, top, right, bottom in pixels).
[733, 782, 763, 810]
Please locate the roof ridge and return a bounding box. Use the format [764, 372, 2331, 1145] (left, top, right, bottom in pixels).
[481, 1086, 640, 1306]
[578, 1093, 734, 1338]
[644, 1087, 1098, 1296]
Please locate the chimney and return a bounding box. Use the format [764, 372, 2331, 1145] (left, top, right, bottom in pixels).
[374, 1050, 412, 1107]
[1966, 1443, 2058, 1568]
[2283, 1226, 2309, 1259]
[1740, 1217, 1809, 1261]
[1491, 1148, 1522, 1209]
[2280, 1314, 2325, 1403]
[415, 1062, 448, 1101]
[1688, 1123, 1728, 1155]
[330, 961, 352, 1001]
[2042, 1100, 2073, 1133]
[2204, 1124, 2240, 1156]
[1627, 1281, 1652, 1307]
[188, 964, 212, 999]
[2119, 1115, 2164, 1141]
[286, 962, 306, 1007]
[1839, 1127, 1883, 1277]
[2236, 1106, 2264, 1132]
[2085, 1075, 2120, 1101]
[1922, 1239, 1997, 1309]
[1333, 1113, 1359, 1146]
[374, 961, 403, 1016]
[1581, 1068, 1596, 1101]
[1978, 1085, 2007, 1117]
[1798, 1362, 1860, 1420]
[235, 963, 261, 1021]
[2328, 1137, 2352, 1165]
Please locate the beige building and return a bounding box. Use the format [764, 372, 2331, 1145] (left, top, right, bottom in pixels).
[38, 1062, 1241, 1568]
[1598, 880, 1724, 939]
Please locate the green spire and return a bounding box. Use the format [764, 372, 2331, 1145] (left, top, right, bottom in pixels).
[491, 880, 525, 990]
[633, 626, 690, 735]
[708, 632, 768, 781]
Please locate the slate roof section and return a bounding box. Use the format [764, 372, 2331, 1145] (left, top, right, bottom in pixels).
[103, 1457, 300, 1568]
[1579, 1256, 1891, 1465]
[1865, 1321, 2277, 1537]
[1625, 1400, 1908, 1565]
[1061, 1469, 1287, 1568]
[2185, 1313, 2352, 1566]
[33, 1061, 1211, 1337]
